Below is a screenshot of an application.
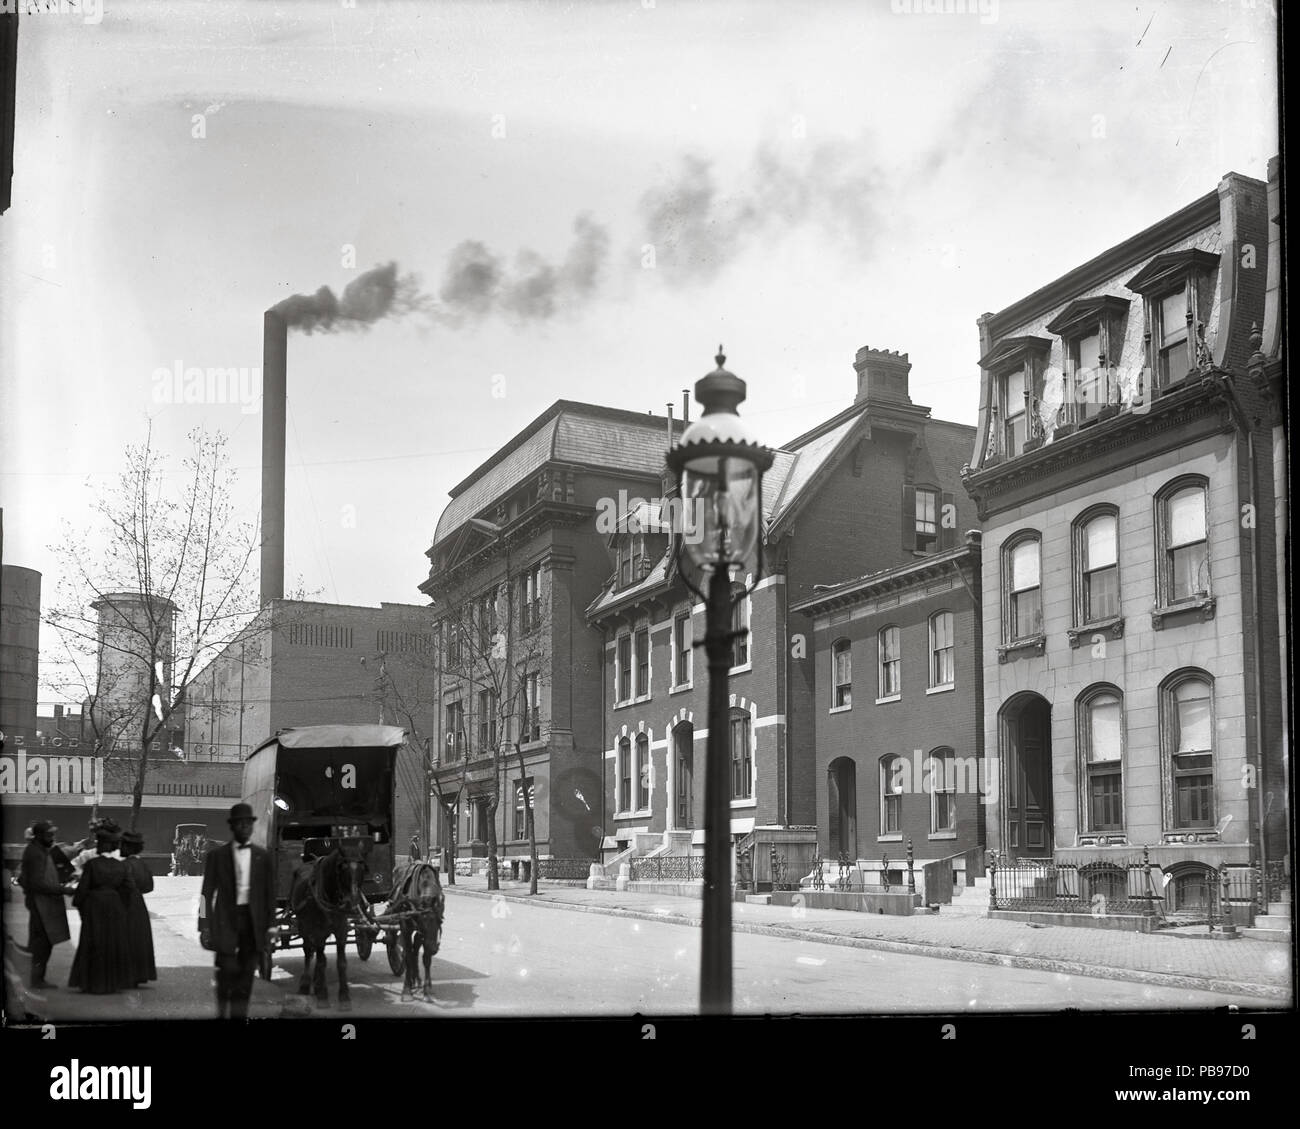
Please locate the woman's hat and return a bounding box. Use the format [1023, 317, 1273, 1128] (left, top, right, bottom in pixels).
[122, 830, 145, 846]
[30, 820, 58, 837]
[228, 802, 257, 823]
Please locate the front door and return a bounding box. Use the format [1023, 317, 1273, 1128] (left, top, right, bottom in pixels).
[828, 758, 857, 859]
[675, 725, 693, 827]
[1005, 698, 1053, 859]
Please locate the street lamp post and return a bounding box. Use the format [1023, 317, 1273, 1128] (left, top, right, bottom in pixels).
[666, 347, 773, 1016]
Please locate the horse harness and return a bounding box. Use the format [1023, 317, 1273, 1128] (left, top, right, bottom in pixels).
[293, 852, 367, 919]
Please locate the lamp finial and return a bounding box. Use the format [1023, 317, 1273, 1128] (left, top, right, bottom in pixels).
[716, 345, 726, 369]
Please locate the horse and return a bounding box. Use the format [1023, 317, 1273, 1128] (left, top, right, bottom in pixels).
[289, 847, 366, 1010]
[388, 860, 444, 1002]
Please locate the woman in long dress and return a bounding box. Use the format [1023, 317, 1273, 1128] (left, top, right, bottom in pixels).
[68, 824, 136, 994]
[120, 830, 158, 987]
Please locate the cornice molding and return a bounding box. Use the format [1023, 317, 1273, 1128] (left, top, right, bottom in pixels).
[961, 374, 1235, 520]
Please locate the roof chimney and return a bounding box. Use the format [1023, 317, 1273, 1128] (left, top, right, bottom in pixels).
[853, 347, 912, 406]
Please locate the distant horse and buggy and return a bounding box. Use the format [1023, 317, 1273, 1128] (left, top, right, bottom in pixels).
[231, 724, 445, 1007]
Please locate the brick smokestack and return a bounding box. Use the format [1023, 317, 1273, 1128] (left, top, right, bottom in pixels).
[853, 347, 913, 405]
[261, 310, 287, 606]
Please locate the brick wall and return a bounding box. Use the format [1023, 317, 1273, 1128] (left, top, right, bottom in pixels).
[807, 572, 982, 862]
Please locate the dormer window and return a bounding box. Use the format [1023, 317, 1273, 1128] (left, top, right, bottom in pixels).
[1126, 249, 1218, 395]
[1071, 330, 1104, 420]
[1155, 288, 1192, 386]
[1002, 366, 1027, 455]
[978, 336, 1051, 461]
[1046, 296, 1129, 429]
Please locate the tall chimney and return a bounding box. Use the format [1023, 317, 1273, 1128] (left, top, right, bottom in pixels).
[682, 389, 690, 425]
[261, 310, 287, 606]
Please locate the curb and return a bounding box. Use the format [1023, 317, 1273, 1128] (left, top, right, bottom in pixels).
[443, 887, 1290, 1003]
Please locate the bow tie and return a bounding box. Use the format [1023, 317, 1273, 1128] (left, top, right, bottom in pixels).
[236, 843, 251, 850]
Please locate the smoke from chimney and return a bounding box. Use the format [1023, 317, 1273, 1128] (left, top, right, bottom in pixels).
[436, 212, 610, 326]
[271, 261, 430, 333]
[639, 142, 879, 281]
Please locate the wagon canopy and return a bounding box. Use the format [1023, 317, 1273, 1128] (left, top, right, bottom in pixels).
[249, 725, 407, 755]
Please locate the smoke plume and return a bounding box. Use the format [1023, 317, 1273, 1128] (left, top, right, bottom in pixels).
[436, 212, 610, 326]
[272, 261, 431, 333]
[639, 142, 880, 281]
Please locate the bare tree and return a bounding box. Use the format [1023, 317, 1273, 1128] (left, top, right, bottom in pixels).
[364, 642, 462, 884]
[44, 426, 260, 829]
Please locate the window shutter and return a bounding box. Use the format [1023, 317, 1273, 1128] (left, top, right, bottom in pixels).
[939, 491, 956, 550]
[902, 485, 917, 550]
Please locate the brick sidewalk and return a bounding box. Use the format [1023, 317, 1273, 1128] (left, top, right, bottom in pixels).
[442, 876, 1294, 1003]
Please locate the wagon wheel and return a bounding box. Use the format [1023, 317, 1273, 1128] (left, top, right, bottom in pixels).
[385, 929, 405, 976]
[356, 926, 373, 961]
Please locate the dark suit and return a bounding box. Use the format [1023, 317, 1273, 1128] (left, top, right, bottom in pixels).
[19, 841, 70, 984]
[200, 840, 275, 1019]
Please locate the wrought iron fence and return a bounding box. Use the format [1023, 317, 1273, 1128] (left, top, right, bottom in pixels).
[631, 855, 705, 882]
[537, 858, 596, 881]
[1264, 860, 1286, 905]
[988, 854, 1163, 916]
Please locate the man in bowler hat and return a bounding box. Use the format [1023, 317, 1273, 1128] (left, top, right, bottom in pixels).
[19, 820, 75, 989]
[200, 803, 276, 1019]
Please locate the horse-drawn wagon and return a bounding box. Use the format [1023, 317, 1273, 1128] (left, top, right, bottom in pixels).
[241, 724, 444, 1004]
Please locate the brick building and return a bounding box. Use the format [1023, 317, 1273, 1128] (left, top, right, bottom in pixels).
[959, 168, 1285, 914]
[420, 401, 684, 872]
[181, 598, 436, 855]
[586, 348, 978, 879]
[790, 535, 984, 893]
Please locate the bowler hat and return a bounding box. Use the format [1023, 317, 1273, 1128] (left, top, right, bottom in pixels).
[30, 820, 57, 837]
[228, 802, 257, 823]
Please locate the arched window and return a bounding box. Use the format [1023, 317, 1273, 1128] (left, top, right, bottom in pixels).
[1002, 532, 1043, 642]
[1074, 506, 1120, 624]
[832, 639, 852, 708]
[929, 612, 954, 688]
[635, 732, 651, 811]
[1156, 477, 1210, 606]
[1078, 685, 1124, 832]
[877, 626, 901, 699]
[1082, 863, 1128, 906]
[879, 755, 903, 835]
[617, 737, 632, 813]
[1161, 671, 1215, 829]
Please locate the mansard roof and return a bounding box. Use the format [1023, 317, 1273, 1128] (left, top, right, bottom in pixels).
[431, 401, 683, 548]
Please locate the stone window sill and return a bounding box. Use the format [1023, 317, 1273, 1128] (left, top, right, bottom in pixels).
[1067, 616, 1125, 648]
[875, 694, 901, 705]
[828, 703, 852, 715]
[998, 634, 1046, 663]
[926, 683, 955, 696]
[1076, 833, 1129, 847]
[1152, 596, 1216, 630]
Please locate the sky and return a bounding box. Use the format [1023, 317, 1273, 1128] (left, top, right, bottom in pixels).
[0, 0, 1278, 702]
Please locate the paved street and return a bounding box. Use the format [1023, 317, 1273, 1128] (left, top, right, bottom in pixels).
[2, 876, 1289, 1022]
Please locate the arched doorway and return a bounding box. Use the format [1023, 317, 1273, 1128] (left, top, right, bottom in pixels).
[999, 693, 1053, 859]
[827, 757, 857, 859]
[673, 723, 694, 828]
